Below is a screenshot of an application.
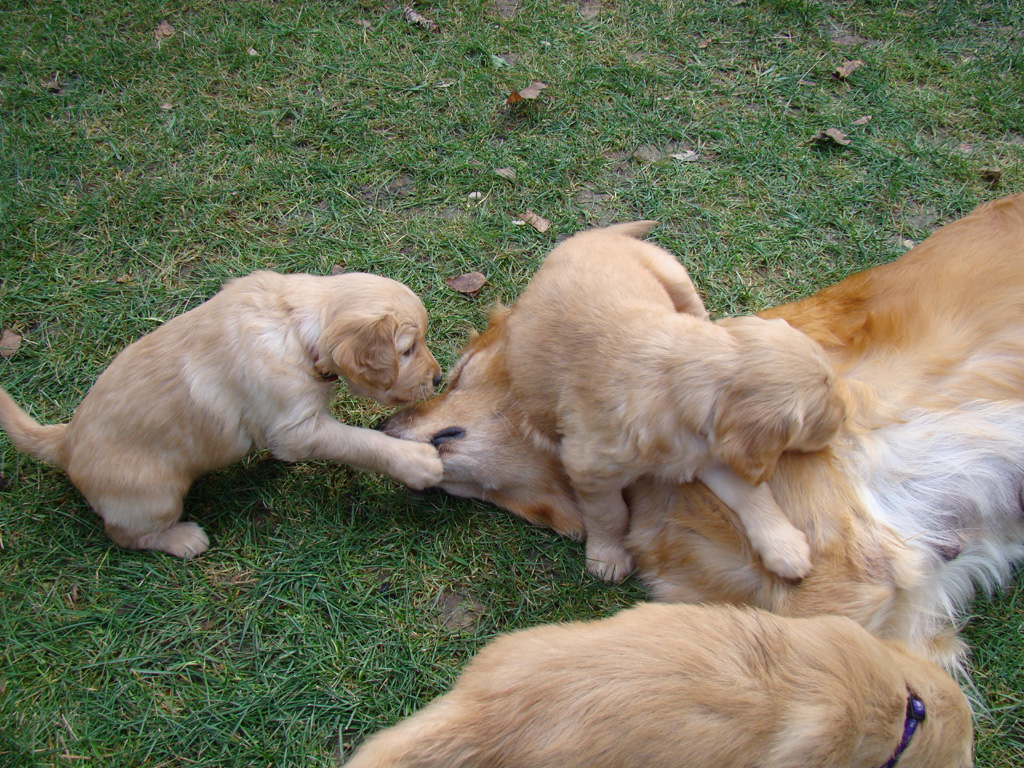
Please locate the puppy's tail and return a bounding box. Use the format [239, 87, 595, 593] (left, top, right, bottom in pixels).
[0, 388, 67, 469]
[601, 220, 659, 239]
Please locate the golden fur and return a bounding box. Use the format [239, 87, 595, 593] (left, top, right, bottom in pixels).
[344, 603, 973, 768]
[0, 270, 443, 558]
[382, 194, 1024, 666]
[502, 222, 845, 581]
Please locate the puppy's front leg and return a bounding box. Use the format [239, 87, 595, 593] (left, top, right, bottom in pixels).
[699, 464, 812, 580]
[269, 417, 443, 490]
[574, 486, 635, 583]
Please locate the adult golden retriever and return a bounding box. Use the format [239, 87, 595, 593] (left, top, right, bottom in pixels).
[501, 221, 845, 583]
[0, 271, 443, 558]
[344, 603, 972, 768]
[383, 194, 1024, 667]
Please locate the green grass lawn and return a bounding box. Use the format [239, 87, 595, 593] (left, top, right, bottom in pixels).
[1, 1, 1022, 765]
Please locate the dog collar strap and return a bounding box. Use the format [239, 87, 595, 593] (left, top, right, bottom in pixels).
[875, 691, 926, 768]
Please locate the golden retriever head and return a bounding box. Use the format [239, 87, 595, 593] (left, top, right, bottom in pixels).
[711, 316, 847, 485]
[381, 307, 587, 539]
[317, 277, 442, 407]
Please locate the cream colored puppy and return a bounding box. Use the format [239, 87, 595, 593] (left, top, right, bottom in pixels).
[504, 223, 846, 581]
[0, 270, 443, 558]
[344, 603, 973, 768]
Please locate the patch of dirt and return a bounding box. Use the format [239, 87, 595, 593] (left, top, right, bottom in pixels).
[359, 173, 416, 204]
[435, 587, 487, 631]
[579, 0, 604, 19]
[490, 0, 519, 18]
[823, 20, 876, 47]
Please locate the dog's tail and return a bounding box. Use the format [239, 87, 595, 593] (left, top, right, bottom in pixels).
[0, 388, 67, 469]
[601, 220, 660, 239]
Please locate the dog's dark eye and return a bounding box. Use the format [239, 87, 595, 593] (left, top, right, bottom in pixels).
[402, 342, 417, 357]
[430, 427, 465, 448]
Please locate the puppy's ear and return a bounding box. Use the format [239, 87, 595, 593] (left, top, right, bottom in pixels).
[322, 312, 400, 391]
[710, 392, 798, 485]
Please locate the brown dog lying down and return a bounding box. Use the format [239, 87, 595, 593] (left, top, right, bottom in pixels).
[344, 603, 973, 768]
[0, 271, 443, 558]
[383, 194, 1024, 667]
[503, 221, 845, 583]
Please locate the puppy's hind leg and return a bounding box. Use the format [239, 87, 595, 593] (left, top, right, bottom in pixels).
[94, 489, 209, 559]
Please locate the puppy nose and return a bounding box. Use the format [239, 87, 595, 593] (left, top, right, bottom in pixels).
[432, 372, 443, 388]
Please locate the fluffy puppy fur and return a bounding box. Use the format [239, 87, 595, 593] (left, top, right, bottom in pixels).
[502, 223, 846, 581]
[381, 193, 1024, 667]
[344, 603, 973, 768]
[0, 270, 443, 558]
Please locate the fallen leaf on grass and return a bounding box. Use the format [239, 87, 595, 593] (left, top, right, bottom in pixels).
[331, 264, 346, 275]
[247, 47, 258, 56]
[402, 6, 440, 33]
[160, 102, 174, 110]
[852, 114, 872, 125]
[44, 74, 63, 94]
[445, 272, 487, 296]
[521, 209, 551, 232]
[506, 81, 547, 104]
[807, 128, 851, 146]
[494, 167, 516, 181]
[0, 329, 22, 358]
[980, 167, 1002, 189]
[834, 59, 863, 79]
[154, 20, 175, 41]
[671, 150, 699, 162]
[697, 38, 711, 49]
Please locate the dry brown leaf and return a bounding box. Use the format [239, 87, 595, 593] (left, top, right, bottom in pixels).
[494, 167, 516, 181]
[697, 39, 711, 49]
[247, 47, 258, 56]
[0, 329, 22, 358]
[331, 264, 346, 275]
[835, 59, 863, 79]
[402, 6, 440, 33]
[671, 150, 699, 162]
[522, 210, 551, 233]
[980, 167, 1002, 189]
[445, 272, 487, 296]
[115, 274, 131, 284]
[852, 114, 872, 125]
[155, 20, 175, 41]
[160, 102, 174, 111]
[507, 81, 547, 104]
[807, 128, 851, 146]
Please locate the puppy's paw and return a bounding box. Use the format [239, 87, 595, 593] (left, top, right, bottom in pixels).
[759, 528, 813, 581]
[390, 442, 444, 490]
[143, 522, 210, 559]
[585, 542, 635, 583]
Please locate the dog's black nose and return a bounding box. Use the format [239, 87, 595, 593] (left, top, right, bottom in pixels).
[432, 372, 443, 387]
[430, 427, 465, 448]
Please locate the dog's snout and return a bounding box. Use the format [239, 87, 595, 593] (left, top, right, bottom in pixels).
[432, 372, 443, 388]
[430, 427, 465, 448]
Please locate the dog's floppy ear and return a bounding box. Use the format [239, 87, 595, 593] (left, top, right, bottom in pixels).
[321, 312, 400, 391]
[710, 391, 798, 486]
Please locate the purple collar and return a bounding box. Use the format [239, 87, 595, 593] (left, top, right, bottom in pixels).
[875, 691, 926, 768]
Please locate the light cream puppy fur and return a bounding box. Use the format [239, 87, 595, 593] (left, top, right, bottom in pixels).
[0, 270, 443, 558]
[504, 222, 845, 582]
[344, 602, 973, 768]
[381, 193, 1024, 668]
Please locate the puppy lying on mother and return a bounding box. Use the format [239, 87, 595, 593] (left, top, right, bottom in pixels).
[0, 271, 444, 558]
[384, 193, 1024, 667]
